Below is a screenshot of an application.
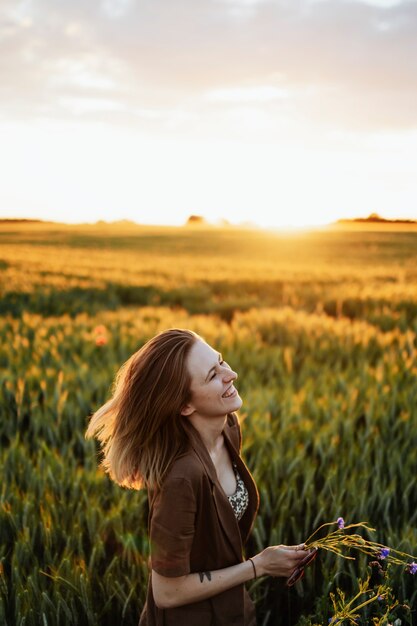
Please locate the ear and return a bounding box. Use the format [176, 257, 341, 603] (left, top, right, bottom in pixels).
[180, 402, 195, 417]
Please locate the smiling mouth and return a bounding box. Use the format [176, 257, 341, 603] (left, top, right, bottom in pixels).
[222, 385, 237, 398]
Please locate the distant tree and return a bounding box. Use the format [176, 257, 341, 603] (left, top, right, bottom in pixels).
[0, 218, 43, 223]
[367, 213, 384, 222]
[336, 213, 416, 225]
[185, 215, 206, 225]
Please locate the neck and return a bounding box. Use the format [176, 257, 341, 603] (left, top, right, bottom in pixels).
[187, 414, 228, 455]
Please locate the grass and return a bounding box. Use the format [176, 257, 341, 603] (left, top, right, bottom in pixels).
[1, 222, 416, 625]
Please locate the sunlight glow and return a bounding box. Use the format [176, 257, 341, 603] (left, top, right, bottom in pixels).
[1, 118, 416, 228]
[1, 0, 416, 229]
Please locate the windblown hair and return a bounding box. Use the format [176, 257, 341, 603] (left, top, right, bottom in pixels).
[85, 328, 199, 491]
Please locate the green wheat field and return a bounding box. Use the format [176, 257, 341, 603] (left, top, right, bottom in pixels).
[1, 221, 417, 625]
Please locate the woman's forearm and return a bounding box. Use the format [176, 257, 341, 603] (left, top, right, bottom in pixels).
[152, 545, 311, 609]
[152, 559, 257, 609]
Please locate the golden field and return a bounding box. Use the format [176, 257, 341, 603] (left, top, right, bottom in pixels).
[1, 221, 416, 625]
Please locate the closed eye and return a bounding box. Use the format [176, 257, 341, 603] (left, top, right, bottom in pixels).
[209, 358, 224, 380]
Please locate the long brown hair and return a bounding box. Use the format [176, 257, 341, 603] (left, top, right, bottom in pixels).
[85, 328, 199, 491]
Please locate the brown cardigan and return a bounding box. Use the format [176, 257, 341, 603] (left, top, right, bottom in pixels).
[138, 412, 260, 626]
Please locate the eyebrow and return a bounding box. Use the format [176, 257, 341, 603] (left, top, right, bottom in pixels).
[205, 353, 222, 382]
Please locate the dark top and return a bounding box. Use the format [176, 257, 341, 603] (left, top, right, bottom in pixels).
[138, 412, 260, 626]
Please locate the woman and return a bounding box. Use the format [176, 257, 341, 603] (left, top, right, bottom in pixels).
[86, 328, 312, 625]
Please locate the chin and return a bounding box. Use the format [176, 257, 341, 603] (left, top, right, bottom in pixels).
[231, 396, 243, 411]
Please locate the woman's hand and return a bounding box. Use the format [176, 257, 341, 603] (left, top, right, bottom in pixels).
[251, 544, 311, 578]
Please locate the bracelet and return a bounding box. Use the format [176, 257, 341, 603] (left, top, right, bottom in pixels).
[248, 557, 257, 579]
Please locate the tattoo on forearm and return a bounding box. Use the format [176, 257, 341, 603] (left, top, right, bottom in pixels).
[198, 571, 212, 583]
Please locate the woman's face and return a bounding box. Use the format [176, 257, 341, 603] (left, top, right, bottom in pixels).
[182, 339, 242, 419]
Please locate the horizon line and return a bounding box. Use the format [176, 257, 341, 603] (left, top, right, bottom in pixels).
[0, 212, 416, 230]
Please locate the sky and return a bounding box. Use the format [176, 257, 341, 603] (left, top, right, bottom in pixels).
[1, 0, 417, 229]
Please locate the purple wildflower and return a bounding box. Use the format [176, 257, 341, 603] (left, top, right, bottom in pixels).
[336, 517, 345, 530]
[407, 562, 417, 575]
[379, 547, 390, 560]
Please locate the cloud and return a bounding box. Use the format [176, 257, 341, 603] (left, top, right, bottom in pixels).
[1, 0, 417, 131]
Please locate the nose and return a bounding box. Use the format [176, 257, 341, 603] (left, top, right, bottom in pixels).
[222, 365, 237, 382]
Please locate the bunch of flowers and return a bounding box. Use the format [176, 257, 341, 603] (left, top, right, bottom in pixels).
[304, 517, 417, 574]
[302, 517, 416, 625]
